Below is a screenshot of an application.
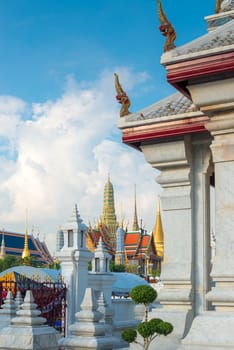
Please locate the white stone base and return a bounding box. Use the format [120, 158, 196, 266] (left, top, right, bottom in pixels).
[178, 312, 234, 349]
[143, 308, 194, 350]
[0, 325, 58, 350]
[59, 335, 120, 350]
[129, 333, 180, 350]
[151, 309, 193, 336]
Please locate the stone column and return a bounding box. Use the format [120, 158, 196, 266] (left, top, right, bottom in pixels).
[141, 136, 194, 340]
[206, 113, 234, 310]
[55, 205, 93, 334]
[56, 249, 76, 332]
[192, 137, 212, 315]
[73, 248, 93, 314]
[179, 112, 234, 349]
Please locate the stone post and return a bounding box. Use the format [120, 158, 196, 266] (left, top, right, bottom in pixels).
[55, 205, 93, 334]
[141, 136, 194, 341]
[0, 290, 58, 350]
[205, 114, 234, 310]
[178, 77, 234, 349]
[0, 291, 17, 329]
[58, 288, 119, 350]
[14, 290, 24, 310]
[192, 137, 212, 315]
[89, 237, 116, 307]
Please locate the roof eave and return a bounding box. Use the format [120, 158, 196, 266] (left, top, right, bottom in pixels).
[162, 50, 234, 98]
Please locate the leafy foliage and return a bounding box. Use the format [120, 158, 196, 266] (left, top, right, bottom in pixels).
[0, 255, 19, 272]
[130, 284, 157, 305]
[155, 321, 173, 336]
[109, 260, 126, 272]
[121, 284, 173, 349]
[0, 255, 47, 272]
[121, 328, 137, 343]
[138, 321, 154, 338]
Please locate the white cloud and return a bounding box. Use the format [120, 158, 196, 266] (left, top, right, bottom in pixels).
[0, 69, 161, 255]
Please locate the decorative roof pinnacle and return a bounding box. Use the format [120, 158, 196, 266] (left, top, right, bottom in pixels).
[216, 0, 223, 13]
[22, 208, 30, 259]
[0, 229, 6, 259]
[215, 0, 234, 13]
[132, 184, 139, 231]
[153, 196, 164, 258]
[114, 73, 131, 117]
[157, 0, 176, 52]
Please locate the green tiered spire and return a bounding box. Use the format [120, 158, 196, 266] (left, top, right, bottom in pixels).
[101, 174, 117, 245]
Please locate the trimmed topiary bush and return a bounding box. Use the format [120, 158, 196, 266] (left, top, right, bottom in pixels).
[130, 284, 157, 305]
[121, 284, 173, 349]
[121, 328, 137, 343]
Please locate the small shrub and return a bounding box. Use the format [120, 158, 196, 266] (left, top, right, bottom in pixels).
[130, 284, 157, 305]
[121, 284, 173, 349]
[121, 328, 137, 343]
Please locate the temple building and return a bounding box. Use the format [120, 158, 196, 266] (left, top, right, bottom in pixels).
[56, 175, 164, 274]
[117, 0, 234, 348]
[86, 175, 163, 273]
[0, 230, 53, 264]
[100, 174, 118, 245]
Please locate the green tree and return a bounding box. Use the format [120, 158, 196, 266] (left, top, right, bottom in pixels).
[109, 261, 126, 272]
[0, 255, 20, 272]
[121, 285, 173, 350]
[0, 255, 47, 273]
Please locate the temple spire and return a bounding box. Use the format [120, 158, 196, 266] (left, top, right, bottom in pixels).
[153, 196, 164, 258]
[22, 209, 30, 259]
[101, 175, 117, 245]
[0, 230, 6, 260]
[132, 185, 139, 231]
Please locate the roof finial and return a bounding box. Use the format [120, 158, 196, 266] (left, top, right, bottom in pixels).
[157, 0, 176, 52]
[215, 0, 223, 13]
[153, 196, 164, 258]
[22, 208, 30, 259]
[114, 73, 131, 117]
[0, 229, 6, 260]
[132, 184, 139, 231]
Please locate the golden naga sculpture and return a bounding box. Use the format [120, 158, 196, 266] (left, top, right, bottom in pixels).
[157, 0, 176, 52]
[114, 73, 131, 117]
[215, 0, 223, 13]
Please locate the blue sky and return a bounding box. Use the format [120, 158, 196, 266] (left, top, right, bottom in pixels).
[0, 0, 214, 106]
[0, 1, 215, 253]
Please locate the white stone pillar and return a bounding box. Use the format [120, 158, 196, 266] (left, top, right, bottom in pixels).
[179, 112, 234, 350]
[141, 136, 194, 339]
[56, 250, 76, 333]
[192, 138, 212, 314]
[205, 113, 234, 310]
[55, 205, 93, 334]
[73, 248, 93, 314]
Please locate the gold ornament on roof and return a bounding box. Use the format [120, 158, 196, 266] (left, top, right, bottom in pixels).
[153, 197, 164, 259]
[215, 0, 223, 13]
[114, 73, 131, 117]
[157, 0, 176, 52]
[22, 208, 30, 259]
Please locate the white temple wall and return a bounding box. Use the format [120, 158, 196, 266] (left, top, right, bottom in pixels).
[140, 131, 213, 349]
[141, 137, 194, 339]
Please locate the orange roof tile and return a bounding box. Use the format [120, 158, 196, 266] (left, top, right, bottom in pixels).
[125, 233, 140, 245]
